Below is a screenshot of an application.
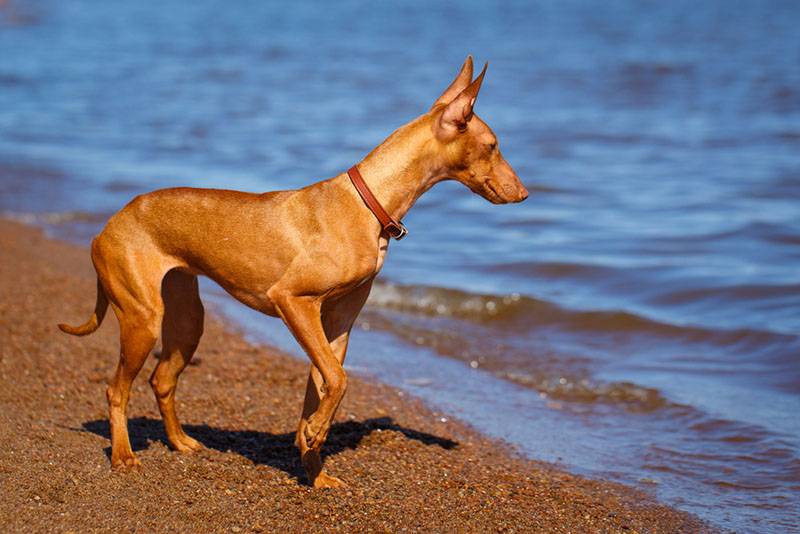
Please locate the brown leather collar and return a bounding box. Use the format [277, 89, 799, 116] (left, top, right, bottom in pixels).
[347, 165, 408, 240]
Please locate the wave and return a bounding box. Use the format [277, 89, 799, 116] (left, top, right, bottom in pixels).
[361, 304, 675, 412]
[500, 372, 670, 411]
[652, 283, 800, 306]
[485, 260, 624, 280]
[362, 280, 800, 412]
[1, 210, 109, 225]
[366, 281, 528, 322]
[365, 281, 798, 351]
[358, 306, 676, 412]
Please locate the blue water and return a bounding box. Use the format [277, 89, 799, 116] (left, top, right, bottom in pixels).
[2, 1, 799, 531]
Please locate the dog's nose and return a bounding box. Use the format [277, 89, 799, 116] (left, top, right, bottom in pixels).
[518, 184, 529, 201]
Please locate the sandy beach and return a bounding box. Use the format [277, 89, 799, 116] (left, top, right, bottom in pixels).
[0, 217, 711, 533]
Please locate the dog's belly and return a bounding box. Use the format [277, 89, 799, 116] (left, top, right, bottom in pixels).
[207, 273, 280, 317]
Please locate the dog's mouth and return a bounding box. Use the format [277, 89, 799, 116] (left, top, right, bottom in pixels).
[479, 179, 506, 204]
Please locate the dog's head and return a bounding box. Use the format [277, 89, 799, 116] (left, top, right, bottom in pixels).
[429, 57, 528, 204]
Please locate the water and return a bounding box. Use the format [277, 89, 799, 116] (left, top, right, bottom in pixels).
[2, 1, 799, 531]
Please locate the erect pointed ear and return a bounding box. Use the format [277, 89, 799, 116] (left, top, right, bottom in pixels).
[431, 56, 474, 109]
[435, 62, 488, 140]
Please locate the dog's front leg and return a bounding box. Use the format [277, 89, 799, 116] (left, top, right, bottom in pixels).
[295, 362, 345, 488]
[271, 291, 348, 485]
[294, 280, 374, 487]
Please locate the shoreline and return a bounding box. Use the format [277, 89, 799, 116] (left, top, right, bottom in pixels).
[0, 218, 711, 532]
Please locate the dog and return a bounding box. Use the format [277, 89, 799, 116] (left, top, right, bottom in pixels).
[59, 56, 528, 488]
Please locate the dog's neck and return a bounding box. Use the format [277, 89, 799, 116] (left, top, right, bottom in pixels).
[348, 115, 448, 223]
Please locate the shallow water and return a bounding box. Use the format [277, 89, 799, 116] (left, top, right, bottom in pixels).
[2, 1, 799, 531]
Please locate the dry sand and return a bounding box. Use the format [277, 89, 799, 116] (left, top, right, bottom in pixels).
[0, 218, 712, 533]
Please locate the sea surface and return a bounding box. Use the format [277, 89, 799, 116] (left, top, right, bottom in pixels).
[2, 1, 799, 531]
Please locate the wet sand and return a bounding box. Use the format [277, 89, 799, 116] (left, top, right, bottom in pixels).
[0, 218, 711, 533]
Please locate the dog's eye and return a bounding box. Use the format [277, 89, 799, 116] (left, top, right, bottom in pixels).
[488, 142, 497, 151]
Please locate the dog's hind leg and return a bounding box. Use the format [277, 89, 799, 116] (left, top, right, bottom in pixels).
[106, 303, 161, 469]
[149, 270, 204, 453]
[94, 238, 166, 470]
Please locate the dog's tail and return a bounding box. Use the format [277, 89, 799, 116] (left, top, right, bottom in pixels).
[58, 278, 109, 336]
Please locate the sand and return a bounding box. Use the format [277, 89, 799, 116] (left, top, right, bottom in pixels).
[0, 218, 712, 533]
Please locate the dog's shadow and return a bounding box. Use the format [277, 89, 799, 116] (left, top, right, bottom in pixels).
[80, 416, 458, 483]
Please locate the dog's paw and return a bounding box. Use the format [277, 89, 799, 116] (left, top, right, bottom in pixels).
[111, 454, 141, 471]
[313, 471, 347, 489]
[171, 433, 203, 454]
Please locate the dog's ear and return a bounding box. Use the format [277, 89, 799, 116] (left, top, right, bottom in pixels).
[431, 56, 474, 109]
[435, 62, 487, 141]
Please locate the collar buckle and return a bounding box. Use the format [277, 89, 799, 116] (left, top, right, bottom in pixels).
[385, 221, 408, 240]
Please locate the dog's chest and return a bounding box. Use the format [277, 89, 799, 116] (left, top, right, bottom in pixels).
[374, 237, 389, 272]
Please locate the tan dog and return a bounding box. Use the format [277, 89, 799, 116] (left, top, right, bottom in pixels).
[59, 56, 528, 488]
